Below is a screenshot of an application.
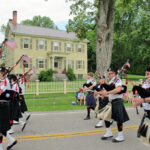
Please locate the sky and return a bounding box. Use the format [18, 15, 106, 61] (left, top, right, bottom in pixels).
[0, 0, 73, 43]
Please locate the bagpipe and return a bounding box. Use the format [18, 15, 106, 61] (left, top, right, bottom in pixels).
[83, 82, 92, 88]
[132, 85, 150, 99]
[138, 116, 150, 147]
[100, 60, 130, 94]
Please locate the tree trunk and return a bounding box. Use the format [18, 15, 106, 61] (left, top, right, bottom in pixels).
[96, 0, 115, 77]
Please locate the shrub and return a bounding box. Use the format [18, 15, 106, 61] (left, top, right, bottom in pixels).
[38, 69, 54, 81]
[66, 68, 76, 81]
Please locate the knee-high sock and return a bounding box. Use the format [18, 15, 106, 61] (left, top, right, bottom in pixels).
[87, 108, 91, 117]
[105, 121, 111, 128]
[117, 122, 123, 132]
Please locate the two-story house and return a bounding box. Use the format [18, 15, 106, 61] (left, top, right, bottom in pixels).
[4, 11, 88, 79]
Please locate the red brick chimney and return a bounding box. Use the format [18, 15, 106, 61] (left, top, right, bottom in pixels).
[13, 11, 17, 27]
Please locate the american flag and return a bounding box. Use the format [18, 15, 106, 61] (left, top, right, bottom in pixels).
[23, 55, 30, 63]
[126, 62, 130, 68]
[5, 39, 17, 50]
[32, 66, 37, 73]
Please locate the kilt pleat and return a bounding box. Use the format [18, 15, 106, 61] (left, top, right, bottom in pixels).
[19, 95, 28, 113]
[0, 104, 11, 132]
[86, 94, 96, 109]
[111, 99, 129, 123]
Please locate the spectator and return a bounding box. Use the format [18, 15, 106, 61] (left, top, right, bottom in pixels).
[78, 88, 86, 106]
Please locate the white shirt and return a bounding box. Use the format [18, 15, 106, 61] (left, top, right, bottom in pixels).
[85, 78, 96, 92]
[0, 78, 11, 92]
[108, 76, 123, 101]
[142, 80, 150, 110]
[11, 82, 19, 93]
[78, 92, 85, 99]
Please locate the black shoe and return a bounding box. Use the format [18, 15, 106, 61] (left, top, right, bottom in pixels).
[26, 114, 31, 121]
[7, 140, 17, 150]
[22, 123, 26, 132]
[84, 116, 90, 120]
[101, 135, 113, 140]
[112, 138, 124, 142]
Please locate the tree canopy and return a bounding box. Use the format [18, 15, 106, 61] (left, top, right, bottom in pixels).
[21, 15, 58, 29]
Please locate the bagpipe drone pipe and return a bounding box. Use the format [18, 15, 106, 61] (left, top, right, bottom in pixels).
[132, 85, 150, 98]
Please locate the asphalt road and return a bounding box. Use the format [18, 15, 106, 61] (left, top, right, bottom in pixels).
[3, 107, 150, 150]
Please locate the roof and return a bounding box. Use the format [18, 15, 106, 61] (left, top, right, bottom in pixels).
[9, 23, 88, 42]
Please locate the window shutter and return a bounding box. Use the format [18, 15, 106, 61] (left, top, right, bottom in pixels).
[45, 59, 48, 69]
[45, 40, 47, 50]
[82, 44, 84, 53]
[51, 41, 53, 51]
[59, 42, 61, 51]
[36, 59, 38, 68]
[76, 44, 78, 52]
[83, 60, 84, 69]
[30, 39, 32, 49]
[65, 43, 67, 52]
[72, 43, 74, 52]
[36, 40, 38, 50]
[20, 38, 23, 49]
[72, 60, 74, 69]
[30, 58, 32, 68]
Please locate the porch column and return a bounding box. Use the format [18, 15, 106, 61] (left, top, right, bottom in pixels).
[52, 56, 55, 70]
[66, 57, 68, 71]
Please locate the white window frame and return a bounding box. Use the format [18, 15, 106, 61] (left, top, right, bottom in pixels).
[66, 43, 72, 52]
[52, 41, 60, 51]
[77, 60, 84, 69]
[38, 58, 45, 69]
[77, 44, 83, 52]
[23, 38, 30, 49]
[38, 40, 45, 50]
[67, 60, 73, 69]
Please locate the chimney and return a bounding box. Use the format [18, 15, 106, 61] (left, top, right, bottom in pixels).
[13, 11, 17, 27]
[9, 19, 13, 23]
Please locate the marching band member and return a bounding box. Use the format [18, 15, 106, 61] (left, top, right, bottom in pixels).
[9, 74, 26, 132]
[94, 76, 109, 128]
[133, 66, 150, 141]
[100, 67, 129, 142]
[0, 67, 17, 150]
[83, 72, 96, 120]
[17, 74, 31, 121]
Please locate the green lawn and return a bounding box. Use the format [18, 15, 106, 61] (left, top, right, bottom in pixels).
[25, 93, 132, 112]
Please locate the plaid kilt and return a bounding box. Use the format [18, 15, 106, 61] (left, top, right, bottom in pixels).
[19, 95, 28, 113]
[111, 99, 129, 123]
[99, 97, 109, 110]
[86, 93, 96, 109]
[0, 102, 11, 132]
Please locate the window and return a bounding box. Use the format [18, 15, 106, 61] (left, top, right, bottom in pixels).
[77, 44, 83, 52]
[77, 60, 84, 69]
[52, 41, 60, 51]
[38, 59, 45, 69]
[65, 43, 72, 52]
[54, 61, 58, 68]
[38, 40, 45, 49]
[78, 74, 83, 79]
[23, 38, 30, 48]
[23, 61, 29, 68]
[67, 60, 74, 69]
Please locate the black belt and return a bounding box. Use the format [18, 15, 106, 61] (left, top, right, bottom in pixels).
[111, 98, 122, 103]
[0, 100, 9, 105]
[87, 91, 94, 95]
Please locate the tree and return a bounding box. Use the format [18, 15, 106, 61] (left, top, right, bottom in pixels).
[21, 16, 58, 29]
[66, 0, 131, 76]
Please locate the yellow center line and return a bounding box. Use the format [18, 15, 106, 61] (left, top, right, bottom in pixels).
[3, 125, 139, 142]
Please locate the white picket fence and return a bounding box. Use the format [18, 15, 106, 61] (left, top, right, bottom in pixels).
[25, 79, 143, 95]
